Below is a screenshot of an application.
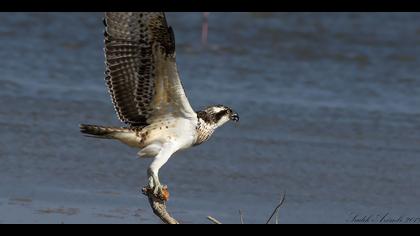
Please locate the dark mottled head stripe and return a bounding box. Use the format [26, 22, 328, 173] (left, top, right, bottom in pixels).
[214, 110, 228, 122]
[197, 105, 234, 125]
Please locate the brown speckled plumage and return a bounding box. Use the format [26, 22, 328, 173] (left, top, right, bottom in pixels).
[104, 12, 176, 127]
[80, 124, 128, 137]
[194, 105, 236, 146]
[194, 118, 215, 146]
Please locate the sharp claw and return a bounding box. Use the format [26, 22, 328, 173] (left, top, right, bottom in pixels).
[144, 170, 169, 201]
[153, 185, 161, 195]
[142, 184, 170, 201]
[158, 185, 170, 201]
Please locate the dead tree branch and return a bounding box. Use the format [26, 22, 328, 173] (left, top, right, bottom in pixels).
[266, 192, 286, 224]
[142, 186, 179, 224]
[141, 185, 286, 224]
[207, 216, 222, 224]
[239, 209, 244, 224]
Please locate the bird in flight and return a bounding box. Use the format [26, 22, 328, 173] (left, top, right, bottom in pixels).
[80, 12, 239, 200]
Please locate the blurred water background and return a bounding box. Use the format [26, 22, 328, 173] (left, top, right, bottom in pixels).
[0, 12, 420, 223]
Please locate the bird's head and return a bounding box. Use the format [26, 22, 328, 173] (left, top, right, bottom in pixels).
[197, 104, 239, 128]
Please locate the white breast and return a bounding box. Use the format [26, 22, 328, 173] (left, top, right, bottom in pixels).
[167, 117, 198, 150]
[138, 116, 198, 158]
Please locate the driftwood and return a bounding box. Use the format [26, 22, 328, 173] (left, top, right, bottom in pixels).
[207, 216, 222, 224]
[206, 192, 286, 224]
[142, 183, 286, 225]
[141, 186, 179, 224]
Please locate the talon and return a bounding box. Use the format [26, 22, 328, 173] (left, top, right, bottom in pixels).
[145, 168, 169, 201]
[142, 183, 170, 201]
[160, 185, 170, 201]
[153, 185, 170, 201]
[153, 184, 161, 195]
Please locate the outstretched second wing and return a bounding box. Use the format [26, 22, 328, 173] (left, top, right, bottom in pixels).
[104, 12, 196, 127]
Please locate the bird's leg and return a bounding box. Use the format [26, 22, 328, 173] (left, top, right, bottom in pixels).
[148, 171, 155, 190]
[147, 168, 162, 194]
[146, 168, 169, 201]
[143, 143, 174, 201]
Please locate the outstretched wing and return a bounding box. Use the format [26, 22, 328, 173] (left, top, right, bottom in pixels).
[104, 12, 196, 127]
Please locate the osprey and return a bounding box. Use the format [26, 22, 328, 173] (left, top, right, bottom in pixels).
[80, 12, 239, 199]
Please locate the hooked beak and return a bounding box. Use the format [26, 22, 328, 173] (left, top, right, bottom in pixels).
[230, 113, 240, 122]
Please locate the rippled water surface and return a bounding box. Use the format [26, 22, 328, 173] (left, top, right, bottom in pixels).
[1, 12, 420, 223]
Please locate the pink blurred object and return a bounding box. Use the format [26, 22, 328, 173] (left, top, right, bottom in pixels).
[202, 12, 209, 46]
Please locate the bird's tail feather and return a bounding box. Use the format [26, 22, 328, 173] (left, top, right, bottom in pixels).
[80, 124, 129, 139]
